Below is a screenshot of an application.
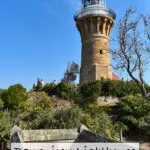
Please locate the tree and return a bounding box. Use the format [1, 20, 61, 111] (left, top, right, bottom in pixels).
[32, 78, 44, 91]
[62, 62, 79, 84]
[62, 62, 79, 101]
[0, 89, 4, 97]
[1, 84, 28, 109]
[142, 14, 150, 41]
[0, 111, 11, 140]
[0, 98, 4, 110]
[112, 7, 150, 97]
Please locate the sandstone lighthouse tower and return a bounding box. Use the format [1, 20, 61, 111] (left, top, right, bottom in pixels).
[74, 0, 116, 85]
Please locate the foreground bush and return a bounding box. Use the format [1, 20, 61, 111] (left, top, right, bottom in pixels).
[18, 92, 53, 129]
[82, 104, 118, 139]
[49, 106, 83, 129]
[18, 104, 117, 139]
[38, 105, 118, 139]
[119, 94, 150, 138]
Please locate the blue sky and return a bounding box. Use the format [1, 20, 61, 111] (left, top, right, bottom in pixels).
[0, 0, 150, 90]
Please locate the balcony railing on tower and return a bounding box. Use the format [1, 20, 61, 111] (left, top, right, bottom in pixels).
[75, 0, 115, 21]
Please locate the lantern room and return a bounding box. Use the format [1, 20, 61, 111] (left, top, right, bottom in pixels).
[82, 0, 106, 8]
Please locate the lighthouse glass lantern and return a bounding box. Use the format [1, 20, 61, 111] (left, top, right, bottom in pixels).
[82, 0, 106, 8]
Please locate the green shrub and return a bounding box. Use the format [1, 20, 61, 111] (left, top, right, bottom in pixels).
[19, 106, 82, 130]
[0, 98, 4, 110]
[78, 80, 141, 106]
[145, 83, 150, 93]
[1, 84, 28, 110]
[14, 92, 53, 130]
[21, 105, 53, 129]
[119, 94, 150, 137]
[81, 111, 118, 139]
[28, 92, 52, 109]
[50, 106, 83, 129]
[80, 104, 118, 139]
[42, 83, 57, 96]
[55, 81, 70, 100]
[101, 80, 140, 97]
[0, 111, 11, 140]
[0, 89, 5, 98]
[138, 114, 150, 137]
[37, 105, 118, 139]
[79, 81, 101, 105]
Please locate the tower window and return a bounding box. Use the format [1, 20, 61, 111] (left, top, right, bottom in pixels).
[100, 50, 103, 54]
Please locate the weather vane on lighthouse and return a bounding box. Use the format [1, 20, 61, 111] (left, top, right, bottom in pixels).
[74, 0, 116, 85]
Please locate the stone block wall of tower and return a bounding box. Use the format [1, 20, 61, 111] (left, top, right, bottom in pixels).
[75, 2, 116, 85]
[76, 14, 114, 85]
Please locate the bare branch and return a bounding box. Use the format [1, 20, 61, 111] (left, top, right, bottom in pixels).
[112, 7, 150, 97]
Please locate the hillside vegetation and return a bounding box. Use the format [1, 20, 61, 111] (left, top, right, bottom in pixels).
[0, 79, 150, 142]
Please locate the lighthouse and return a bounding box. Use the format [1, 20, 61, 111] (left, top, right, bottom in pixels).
[74, 0, 116, 85]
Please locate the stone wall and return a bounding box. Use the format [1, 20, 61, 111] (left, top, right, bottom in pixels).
[11, 125, 78, 143]
[76, 13, 115, 85]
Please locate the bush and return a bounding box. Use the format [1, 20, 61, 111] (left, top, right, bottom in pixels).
[20, 105, 53, 129]
[78, 80, 142, 106]
[0, 111, 11, 140]
[37, 105, 118, 139]
[0, 98, 4, 110]
[138, 114, 150, 137]
[0, 89, 5, 97]
[1, 84, 28, 110]
[18, 106, 82, 130]
[55, 81, 70, 100]
[101, 80, 140, 97]
[145, 83, 150, 93]
[50, 106, 83, 129]
[119, 94, 150, 137]
[14, 92, 53, 129]
[42, 83, 57, 96]
[82, 111, 118, 139]
[79, 81, 101, 105]
[28, 92, 52, 109]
